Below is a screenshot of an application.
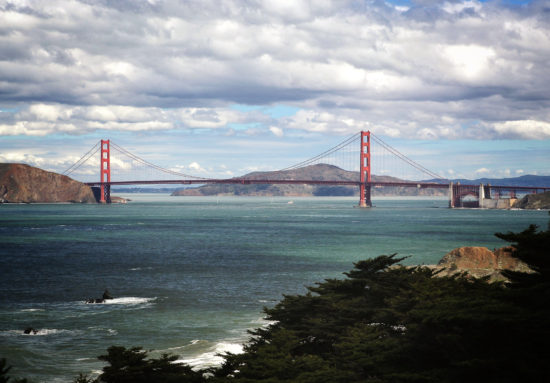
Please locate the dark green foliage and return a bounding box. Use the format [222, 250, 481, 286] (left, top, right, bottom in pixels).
[496, 223, 550, 288]
[73, 373, 95, 383]
[213, 223, 550, 382]
[96, 346, 204, 383]
[0, 359, 11, 383]
[0, 359, 28, 383]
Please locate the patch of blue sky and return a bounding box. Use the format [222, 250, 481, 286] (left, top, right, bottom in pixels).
[227, 122, 262, 131]
[0, 107, 20, 113]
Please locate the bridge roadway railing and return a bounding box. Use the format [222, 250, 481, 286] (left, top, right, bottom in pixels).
[85, 179, 550, 194]
[85, 180, 453, 188]
[85, 179, 550, 208]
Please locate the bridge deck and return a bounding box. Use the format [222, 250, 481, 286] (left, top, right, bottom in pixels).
[85, 179, 550, 192]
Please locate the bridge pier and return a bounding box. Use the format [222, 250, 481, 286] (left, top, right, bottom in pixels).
[479, 183, 485, 207]
[100, 139, 111, 204]
[358, 131, 372, 208]
[359, 183, 372, 208]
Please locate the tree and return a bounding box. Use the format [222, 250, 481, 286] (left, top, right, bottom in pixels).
[214, 221, 550, 382]
[0, 359, 28, 383]
[95, 346, 204, 383]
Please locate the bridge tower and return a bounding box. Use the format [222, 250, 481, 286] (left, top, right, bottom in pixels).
[100, 139, 111, 203]
[359, 131, 372, 207]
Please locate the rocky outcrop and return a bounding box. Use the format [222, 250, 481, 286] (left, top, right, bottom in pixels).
[0, 163, 96, 203]
[431, 246, 531, 282]
[513, 191, 550, 209]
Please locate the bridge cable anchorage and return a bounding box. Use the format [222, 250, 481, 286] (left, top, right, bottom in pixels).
[62, 141, 101, 176]
[109, 142, 213, 181]
[370, 133, 447, 182]
[279, 132, 360, 171]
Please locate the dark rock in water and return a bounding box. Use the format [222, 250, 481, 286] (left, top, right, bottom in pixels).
[102, 289, 113, 300]
[86, 298, 105, 304]
[24, 327, 38, 335]
[85, 290, 114, 304]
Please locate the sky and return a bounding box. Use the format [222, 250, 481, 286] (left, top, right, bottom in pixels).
[1, 0, 549, 181]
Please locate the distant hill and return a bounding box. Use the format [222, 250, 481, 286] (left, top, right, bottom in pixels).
[423, 175, 550, 187]
[0, 163, 96, 203]
[172, 164, 446, 197]
[172, 165, 550, 198]
[112, 187, 180, 193]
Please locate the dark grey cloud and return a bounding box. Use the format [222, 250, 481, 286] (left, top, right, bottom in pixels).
[0, 0, 549, 141]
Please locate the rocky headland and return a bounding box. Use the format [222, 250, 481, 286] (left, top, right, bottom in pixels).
[513, 191, 550, 209]
[427, 245, 531, 282]
[0, 163, 96, 203]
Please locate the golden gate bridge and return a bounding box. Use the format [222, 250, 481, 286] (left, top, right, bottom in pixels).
[62, 131, 550, 207]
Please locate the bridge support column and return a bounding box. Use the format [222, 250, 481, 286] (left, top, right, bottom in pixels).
[449, 182, 455, 208]
[479, 183, 485, 208]
[484, 184, 492, 200]
[100, 139, 111, 203]
[359, 131, 372, 208]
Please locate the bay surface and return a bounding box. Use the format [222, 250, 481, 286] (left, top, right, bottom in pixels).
[1, 195, 547, 382]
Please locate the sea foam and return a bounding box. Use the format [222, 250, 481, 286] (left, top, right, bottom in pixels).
[102, 297, 156, 305]
[174, 342, 244, 369]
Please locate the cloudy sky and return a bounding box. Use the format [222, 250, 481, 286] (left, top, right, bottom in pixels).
[1, 0, 549, 181]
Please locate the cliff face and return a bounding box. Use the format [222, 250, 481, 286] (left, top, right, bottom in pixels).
[0, 163, 96, 203]
[432, 246, 531, 282]
[513, 191, 550, 209]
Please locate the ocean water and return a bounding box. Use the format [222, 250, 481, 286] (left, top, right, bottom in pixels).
[0, 195, 548, 382]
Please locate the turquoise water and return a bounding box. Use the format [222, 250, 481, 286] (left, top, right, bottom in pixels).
[1, 195, 548, 382]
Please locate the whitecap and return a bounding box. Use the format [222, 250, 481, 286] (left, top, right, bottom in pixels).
[82, 297, 156, 305]
[20, 308, 45, 312]
[14, 328, 79, 336]
[174, 342, 244, 369]
[102, 297, 156, 305]
[87, 326, 118, 335]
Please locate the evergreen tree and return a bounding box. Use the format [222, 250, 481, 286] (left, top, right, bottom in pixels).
[214, 221, 550, 382]
[95, 346, 204, 383]
[0, 359, 28, 383]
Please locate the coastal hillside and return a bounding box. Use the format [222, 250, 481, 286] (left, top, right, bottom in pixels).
[0, 163, 96, 203]
[171, 164, 446, 197]
[424, 174, 550, 187]
[513, 191, 550, 209]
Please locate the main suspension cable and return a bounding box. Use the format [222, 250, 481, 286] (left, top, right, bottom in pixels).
[279, 133, 360, 171]
[110, 142, 213, 180]
[63, 141, 101, 176]
[371, 133, 447, 181]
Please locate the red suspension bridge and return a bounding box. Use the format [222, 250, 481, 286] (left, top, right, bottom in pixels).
[63, 131, 550, 207]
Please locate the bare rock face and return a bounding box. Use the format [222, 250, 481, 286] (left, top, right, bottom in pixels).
[433, 246, 531, 282]
[0, 163, 96, 203]
[513, 191, 550, 209]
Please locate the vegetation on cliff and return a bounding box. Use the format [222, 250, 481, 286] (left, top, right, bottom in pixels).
[0, 163, 96, 203]
[2, 219, 549, 382]
[171, 164, 445, 197]
[514, 191, 550, 209]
